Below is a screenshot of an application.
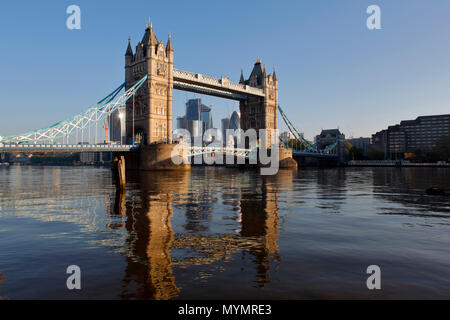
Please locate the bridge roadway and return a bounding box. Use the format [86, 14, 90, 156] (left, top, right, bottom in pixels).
[0, 143, 255, 158]
[0, 144, 138, 154]
[0, 143, 337, 159]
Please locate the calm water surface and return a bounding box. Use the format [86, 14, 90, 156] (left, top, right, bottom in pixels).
[0, 166, 449, 299]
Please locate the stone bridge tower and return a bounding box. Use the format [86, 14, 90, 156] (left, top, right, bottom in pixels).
[239, 59, 278, 145]
[125, 20, 173, 145]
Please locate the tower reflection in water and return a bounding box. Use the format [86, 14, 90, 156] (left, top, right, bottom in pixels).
[119, 171, 186, 300]
[112, 168, 294, 300]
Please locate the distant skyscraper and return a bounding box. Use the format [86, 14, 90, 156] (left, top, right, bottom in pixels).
[111, 106, 126, 144]
[221, 117, 230, 144]
[176, 116, 187, 130]
[226, 111, 241, 146]
[186, 99, 202, 121]
[201, 104, 213, 132]
[229, 111, 240, 130]
[183, 98, 215, 143]
[187, 120, 202, 139]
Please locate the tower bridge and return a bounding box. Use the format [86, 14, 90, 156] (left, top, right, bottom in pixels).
[123, 21, 279, 146]
[0, 20, 341, 182]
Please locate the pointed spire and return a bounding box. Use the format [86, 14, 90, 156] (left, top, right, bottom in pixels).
[239, 69, 245, 84]
[166, 32, 173, 52]
[249, 58, 265, 86]
[125, 37, 133, 56]
[144, 18, 158, 47]
[149, 30, 158, 47]
[273, 67, 277, 81]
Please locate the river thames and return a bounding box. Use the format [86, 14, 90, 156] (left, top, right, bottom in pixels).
[0, 166, 449, 299]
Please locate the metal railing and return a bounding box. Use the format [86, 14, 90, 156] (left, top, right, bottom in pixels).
[0, 144, 138, 153]
[173, 69, 265, 97]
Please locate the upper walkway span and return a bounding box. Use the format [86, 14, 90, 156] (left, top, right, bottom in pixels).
[173, 69, 265, 101]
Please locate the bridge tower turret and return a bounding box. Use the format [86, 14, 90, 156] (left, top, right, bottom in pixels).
[125, 20, 173, 145]
[239, 59, 278, 146]
[125, 38, 133, 82]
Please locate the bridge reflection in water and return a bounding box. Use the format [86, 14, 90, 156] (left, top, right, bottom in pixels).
[110, 169, 294, 300]
[2, 167, 450, 299]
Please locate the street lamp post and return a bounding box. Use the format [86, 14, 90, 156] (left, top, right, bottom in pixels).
[132, 94, 135, 145]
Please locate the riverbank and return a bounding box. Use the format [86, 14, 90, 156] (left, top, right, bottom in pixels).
[0, 162, 111, 167]
[347, 160, 450, 167]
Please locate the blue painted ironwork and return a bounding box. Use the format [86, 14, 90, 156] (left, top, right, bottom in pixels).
[0, 75, 148, 144]
[0, 144, 138, 154]
[278, 105, 339, 156]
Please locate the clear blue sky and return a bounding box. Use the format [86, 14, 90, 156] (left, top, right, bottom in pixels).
[0, 0, 449, 140]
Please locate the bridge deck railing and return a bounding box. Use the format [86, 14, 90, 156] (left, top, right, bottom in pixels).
[173, 69, 264, 97]
[0, 144, 138, 153]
